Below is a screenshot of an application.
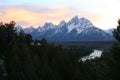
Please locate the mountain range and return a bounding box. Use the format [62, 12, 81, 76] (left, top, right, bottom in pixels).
[15, 16, 115, 41]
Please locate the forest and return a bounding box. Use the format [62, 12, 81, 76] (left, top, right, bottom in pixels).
[0, 20, 120, 80]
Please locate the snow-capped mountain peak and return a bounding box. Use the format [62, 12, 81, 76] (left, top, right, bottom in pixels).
[71, 15, 79, 20]
[67, 16, 95, 33]
[79, 17, 91, 23]
[79, 17, 94, 28]
[58, 20, 66, 27]
[36, 22, 57, 33]
[25, 26, 35, 30]
[15, 25, 22, 29]
[69, 15, 79, 24]
[43, 22, 56, 29]
[24, 26, 35, 34]
[15, 25, 23, 32]
[15, 15, 114, 41]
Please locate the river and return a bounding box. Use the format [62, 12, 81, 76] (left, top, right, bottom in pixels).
[79, 50, 103, 62]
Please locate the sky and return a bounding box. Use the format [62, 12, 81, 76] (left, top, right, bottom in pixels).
[0, 0, 120, 30]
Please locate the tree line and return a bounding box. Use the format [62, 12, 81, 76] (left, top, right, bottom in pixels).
[0, 20, 120, 80]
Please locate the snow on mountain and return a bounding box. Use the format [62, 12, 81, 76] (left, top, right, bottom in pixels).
[68, 15, 79, 24]
[104, 29, 113, 36]
[15, 25, 35, 34]
[78, 27, 114, 41]
[15, 25, 23, 32]
[31, 16, 115, 41]
[24, 26, 35, 34]
[37, 22, 57, 32]
[15, 16, 115, 41]
[67, 16, 94, 34]
[43, 22, 57, 29]
[58, 20, 66, 27]
[30, 22, 58, 40]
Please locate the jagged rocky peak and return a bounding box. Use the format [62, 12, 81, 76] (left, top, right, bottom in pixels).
[71, 15, 79, 20]
[69, 15, 79, 24]
[67, 16, 94, 31]
[24, 26, 35, 30]
[23, 26, 35, 34]
[29, 26, 34, 29]
[15, 25, 23, 32]
[78, 17, 95, 28]
[68, 16, 93, 27]
[37, 26, 42, 29]
[43, 22, 56, 29]
[15, 15, 114, 41]
[79, 17, 91, 23]
[58, 20, 66, 26]
[15, 25, 22, 29]
[60, 20, 66, 25]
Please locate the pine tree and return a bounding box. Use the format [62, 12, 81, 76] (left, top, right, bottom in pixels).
[24, 34, 32, 46]
[40, 38, 47, 45]
[18, 30, 25, 44]
[110, 19, 120, 80]
[112, 19, 120, 60]
[113, 19, 120, 42]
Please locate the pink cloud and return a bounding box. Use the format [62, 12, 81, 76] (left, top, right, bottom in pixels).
[0, 6, 72, 28]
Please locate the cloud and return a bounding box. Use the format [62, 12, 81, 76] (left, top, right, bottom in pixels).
[0, 6, 72, 28]
[1, 0, 120, 29]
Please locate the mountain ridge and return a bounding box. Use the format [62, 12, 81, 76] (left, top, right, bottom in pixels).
[15, 16, 115, 41]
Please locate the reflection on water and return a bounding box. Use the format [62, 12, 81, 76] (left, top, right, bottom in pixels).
[80, 50, 103, 62]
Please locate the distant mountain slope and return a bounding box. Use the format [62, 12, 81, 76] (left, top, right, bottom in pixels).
[15, 25, 35, 34]
[16, 16, 115, 41]
[24, 26, 35, 34]
[104, 28, 114, 36]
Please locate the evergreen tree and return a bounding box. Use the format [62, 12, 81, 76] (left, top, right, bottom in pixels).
[3, 21, 120, 80]
[18, 30, 25, 43]
[40, 38, 48, 45]
[110, 19, 120, 80]
[24, 34, 32, 46]
[112, 19, 120, 60]
[113, 19, 120, 42]
[4, 21, 17, 44]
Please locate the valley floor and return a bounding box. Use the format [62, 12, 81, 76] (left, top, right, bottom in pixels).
[54, 41, 116, 50]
